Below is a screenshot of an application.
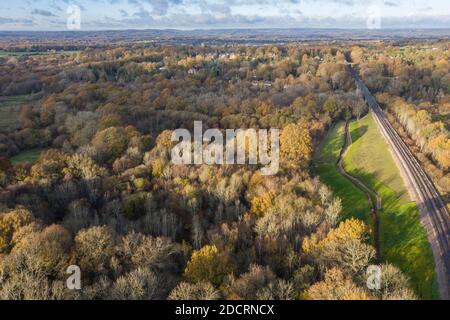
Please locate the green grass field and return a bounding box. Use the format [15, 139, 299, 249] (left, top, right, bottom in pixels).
[0, 95, 30, 107]
[0, 50, 46, 57]
[0, 95, 29, 132]
[10, 148, 44, 165]
[343, 114, 438, 300]
[0, 50, 80, 57]
[314, 122, 371, 225]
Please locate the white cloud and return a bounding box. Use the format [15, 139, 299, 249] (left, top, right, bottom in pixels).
[0, 0, 449, 30]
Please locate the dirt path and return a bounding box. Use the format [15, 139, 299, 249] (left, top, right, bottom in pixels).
[337, 121, 381, 261]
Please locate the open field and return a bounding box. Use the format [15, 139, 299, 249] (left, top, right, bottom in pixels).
[346, 115, 410, 204]
[10, 148, 45, 165]
[314, 122, 371, 225]
[0, 50, 79, 57]
[0, 95, 29, 132]
[0, 50, 49, 57]
[0, 95, 30, 106]
[343, 114, 438, 299]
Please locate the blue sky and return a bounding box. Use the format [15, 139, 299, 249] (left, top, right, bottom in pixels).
[0, 0, 450, 30]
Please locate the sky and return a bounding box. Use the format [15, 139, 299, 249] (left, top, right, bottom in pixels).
[0, 0, 450, 31]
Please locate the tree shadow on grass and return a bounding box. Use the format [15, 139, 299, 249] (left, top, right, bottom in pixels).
[349, 124, 368, 144]
[346, 166, 436, 299]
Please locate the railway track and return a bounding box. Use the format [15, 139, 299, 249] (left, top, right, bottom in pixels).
[350, 67, 450, 300]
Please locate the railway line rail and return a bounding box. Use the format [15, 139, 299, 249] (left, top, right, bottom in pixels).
[350, 66, 450, 300]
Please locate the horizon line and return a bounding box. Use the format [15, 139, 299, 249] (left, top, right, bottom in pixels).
[1, 27, 450, 33]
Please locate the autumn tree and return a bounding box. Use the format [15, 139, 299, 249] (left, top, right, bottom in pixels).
[376, 264, 417, 300]
[303, 218, 375, 275]
[109, 268, 164, 300]
[280, 123, 312, 168]
[184, 245, 234, 286]
[64, 153, 106, 180]
[250, 191, 275, 217]
[224, 264, 295, 300]
[91, 127, 129, 162]
[74, 226, 116, 278]
[0, 208, 35, 253]
[304, 268, 371, 300]
[168, 281, 220, 300]
[323, 96, 339, 117]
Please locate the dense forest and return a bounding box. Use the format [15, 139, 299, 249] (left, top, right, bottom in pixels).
[1, 41, 447, 300]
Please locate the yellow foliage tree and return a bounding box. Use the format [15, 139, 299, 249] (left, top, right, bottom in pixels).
[318, 218, 368, 247]
[302, 218, 374, 275]
[184, 245, 234, 286]
[428, 134, 450, 171]
[250, 191, 275, 217]
[0, 209, 35, 253]
[280, 123, 312, 168]
[303, 218, 368, 253]
[156, 130, 174, 149]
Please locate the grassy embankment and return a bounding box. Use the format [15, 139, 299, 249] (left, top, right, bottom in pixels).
[314, 122, 371, 224]
[315, 114, 438, 299]
[343, 114, 438, 299]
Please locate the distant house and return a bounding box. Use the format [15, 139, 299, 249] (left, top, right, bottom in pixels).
[188, 68, 198, 75]
[251, 80, 272, 88]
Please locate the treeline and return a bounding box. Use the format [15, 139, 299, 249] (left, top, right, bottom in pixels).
[377, 93, 450, 203]
[378, 94, 449, 171]
[352, 43, 449, 206]
[354, 43, 450, 102]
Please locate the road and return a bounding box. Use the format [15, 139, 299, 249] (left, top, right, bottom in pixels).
[350, 67, 450, 300]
